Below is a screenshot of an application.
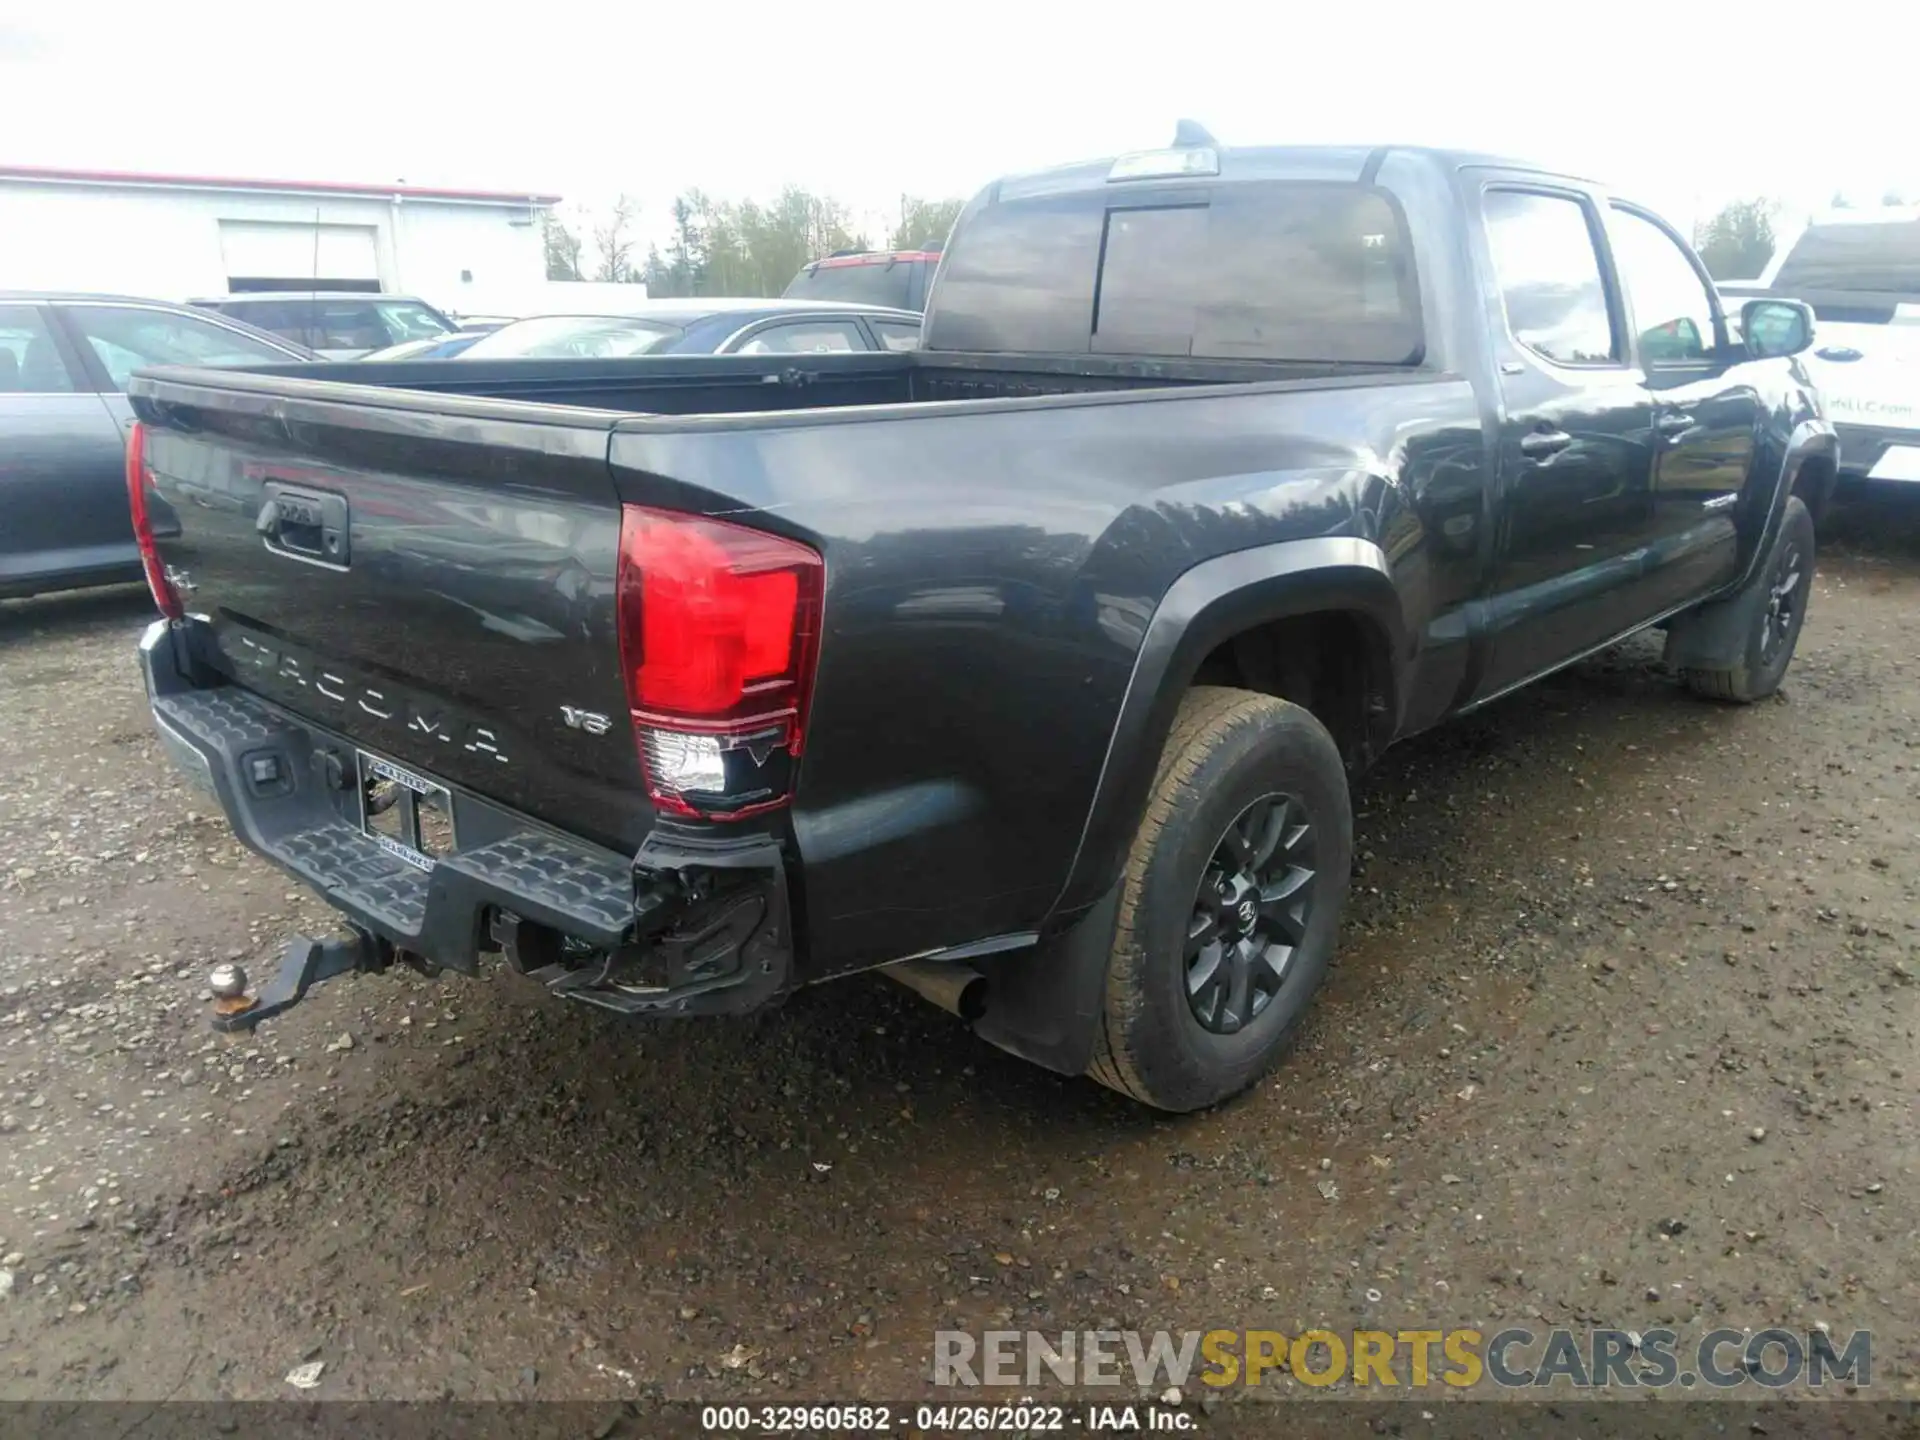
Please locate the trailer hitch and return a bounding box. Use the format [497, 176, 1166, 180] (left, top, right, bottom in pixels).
[207, 927, 391, 1033]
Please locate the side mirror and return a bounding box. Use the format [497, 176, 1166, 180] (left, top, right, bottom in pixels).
[1741, 298, 1815, 359]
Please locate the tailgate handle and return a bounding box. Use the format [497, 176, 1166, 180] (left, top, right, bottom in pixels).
[258, 484, 350, 566]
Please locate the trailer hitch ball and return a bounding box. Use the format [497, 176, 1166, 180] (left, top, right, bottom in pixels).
[208, 962, 257, 1019]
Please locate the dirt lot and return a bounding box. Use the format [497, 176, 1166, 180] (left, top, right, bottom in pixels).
[2, 493, 1917, 1412]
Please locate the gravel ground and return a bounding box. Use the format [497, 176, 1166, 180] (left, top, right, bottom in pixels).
[1, 493, 1916, 1411]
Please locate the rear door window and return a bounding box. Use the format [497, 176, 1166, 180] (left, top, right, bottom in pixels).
[0, 304, 78, 392]
[1482, 190, 1619, 366]
[220, 300, 309, 346]
[870, 319, 923, 351]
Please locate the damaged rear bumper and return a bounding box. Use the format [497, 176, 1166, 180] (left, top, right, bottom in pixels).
[138, 620, 792, 1026]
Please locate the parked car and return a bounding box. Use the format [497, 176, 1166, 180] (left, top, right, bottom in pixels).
[128, 132, 1834, 1112]
[784, 249, 942, 310]
[0, 292, 309, 599]
[452, 300, 923, 359]
[361, 332, 492, 362]
[1723, 208, 1920, 482]
[188, 292, 456, 360]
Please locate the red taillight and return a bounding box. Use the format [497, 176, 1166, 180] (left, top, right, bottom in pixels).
[124, 421, 183, 620]
[615, 505, 823, 819]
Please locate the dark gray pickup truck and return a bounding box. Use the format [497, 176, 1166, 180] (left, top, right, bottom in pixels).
[128, 130, 1836, 1111]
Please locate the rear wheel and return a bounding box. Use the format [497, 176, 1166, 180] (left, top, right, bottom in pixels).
[1088, 687, 1352, 1112]
[1683, 496, 1814, 703]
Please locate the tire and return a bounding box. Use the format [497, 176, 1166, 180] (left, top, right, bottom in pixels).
[1087, 687, 1353, 1112]
[1682, 496, 1815, 703]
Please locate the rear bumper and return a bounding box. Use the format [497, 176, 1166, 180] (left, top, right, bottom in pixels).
[1833, 420, 1920, 480]
[138, 620, 792, 1013]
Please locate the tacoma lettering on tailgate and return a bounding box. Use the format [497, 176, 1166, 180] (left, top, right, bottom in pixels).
[224, 630, 510, 765]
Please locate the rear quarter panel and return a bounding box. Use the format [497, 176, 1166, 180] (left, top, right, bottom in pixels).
[610, 375, 1486, 975]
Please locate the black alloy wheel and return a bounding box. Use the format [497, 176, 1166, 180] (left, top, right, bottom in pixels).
[1758, 531, 1805, 667]
[1184, 792, 1316, 1035]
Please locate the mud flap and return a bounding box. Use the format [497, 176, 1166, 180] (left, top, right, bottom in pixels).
[1661, 583, 1758, 674]
[968, 881, 1121, 1077]
[1663, 499, 1801, 677]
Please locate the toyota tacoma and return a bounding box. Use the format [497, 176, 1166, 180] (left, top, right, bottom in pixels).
[127, 127, 1836, 1111]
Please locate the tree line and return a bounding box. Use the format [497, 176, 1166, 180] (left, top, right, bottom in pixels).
[543, 189, 965, 296]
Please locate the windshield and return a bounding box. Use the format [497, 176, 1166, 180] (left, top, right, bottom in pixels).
[374, 300, 453, 341]
[1771, 215, 1920, 320]
[361, 337, 444, 362]
[459, 315, 682, 359]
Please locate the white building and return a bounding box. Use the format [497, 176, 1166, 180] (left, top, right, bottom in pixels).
[0, 164, 560, 312]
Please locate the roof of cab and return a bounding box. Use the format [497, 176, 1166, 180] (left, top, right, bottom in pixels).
[991, 142, 1590, 202]
[1, 289, 207, 305]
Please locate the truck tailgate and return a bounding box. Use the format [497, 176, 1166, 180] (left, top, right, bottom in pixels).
[131, 370, 651, 852]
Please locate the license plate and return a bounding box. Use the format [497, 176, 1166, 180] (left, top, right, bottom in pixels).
[357, 751, 456, 871]
[1868, 445, 1920, 482]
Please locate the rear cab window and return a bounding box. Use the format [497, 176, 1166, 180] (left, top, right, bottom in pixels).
[927, 180, 1423, 364]
[784, 256, 927, 309]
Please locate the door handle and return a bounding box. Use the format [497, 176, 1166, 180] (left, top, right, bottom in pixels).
[1519, 429, 1573, 459]
[257, 483, 351, 564]
[1656, 412, 1695, 437]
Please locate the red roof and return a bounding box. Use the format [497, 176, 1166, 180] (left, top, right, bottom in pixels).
[0, 163, 560, 206]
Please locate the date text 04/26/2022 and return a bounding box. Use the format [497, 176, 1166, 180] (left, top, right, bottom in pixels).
[699, 1403, 1190, 1432]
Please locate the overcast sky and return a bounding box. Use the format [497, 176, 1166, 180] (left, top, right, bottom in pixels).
[4, 1, 1916, 248]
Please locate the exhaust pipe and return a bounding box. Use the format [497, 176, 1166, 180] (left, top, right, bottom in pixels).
[884, 958, 988, 1022]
